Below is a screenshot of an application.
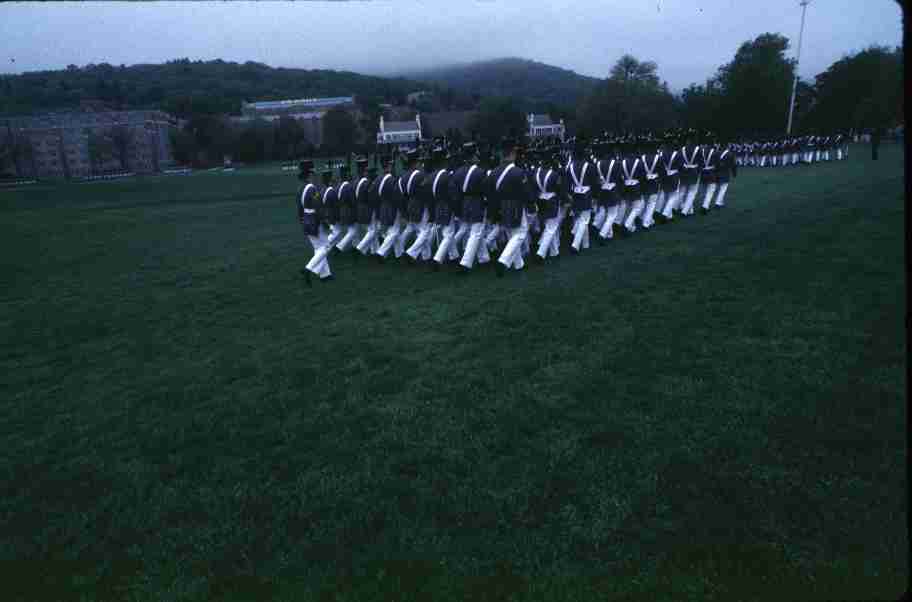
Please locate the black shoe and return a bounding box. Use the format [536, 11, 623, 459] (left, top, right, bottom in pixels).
[321, 274, 335, 283]
[301, 269, 312, 287]
[496, 263, 505, 278]
[431, 262, 440, 272]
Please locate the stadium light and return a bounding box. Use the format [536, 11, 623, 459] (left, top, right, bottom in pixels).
[786, 0, 811, 135]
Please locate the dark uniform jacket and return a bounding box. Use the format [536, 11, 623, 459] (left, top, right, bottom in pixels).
[354, 175, 374, 225]
[532, 165, 564, 219]
[450, 163, 487, 223]
[399, 168, 425, 222]
[680, 145, 703, 185]
[715, 148, 738, 183]
[595, 156, 622, 207]
[640, 152, 664, 196]
[319, 184, 339, 227]
[700, 146, 720, 183]
[618, 154, 645, 201]
[337, 179, 355, 225]
[373, 171, 401, 226]
[489, 161, 534, 228]
[661, 149, 682, 192]
[565, 158, 600, 212]
[297, 181, 322, 236]
[419, 168, 452, 225]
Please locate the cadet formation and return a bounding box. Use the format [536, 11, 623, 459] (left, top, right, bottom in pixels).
[296, 129, 850, 284]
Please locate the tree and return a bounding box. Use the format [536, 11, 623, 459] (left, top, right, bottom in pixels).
[717, 33, 796, 136]
[801, 46, 903, 133]
[322, 107, 357, 154]
[577, 55, 678, 136]
[108, 125, 134, 170]
[468, 96, 526, 144]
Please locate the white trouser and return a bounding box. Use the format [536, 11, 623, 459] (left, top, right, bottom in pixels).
[376, 213, 404, 258]
[407, 224, 437, 260]
[615, 200, 629, 226]
[433, 218, 458, 264]
[642, 192, 659, 228]
[571, 209, 591, 251]
[713, 182, 729, 207]
[356, 216, 381, 255]
[335, 223, 361, 252]
[305, 225, 332, 279]
[459, 220, 488, 269]
[592, 205, 606, 230]
[624, 196, 645, 231]
[655, 190, 668, 215]
[396, 221, 418, 258]
[815, 150, 821, 162]
[498, 212, 529, 270]
[836, 149, 843, 160]
[661, 187, 680, 218]
[760, 156, 767, 167]
[792, 153, 799, 164]
[485, 223, 503, 253]
[406, 209, 433, 260]
[680, 182, 699, 215]
[453, 219, 471, 254]
[523, 213, 540, 257]
[598, 204, 620, 239]
[537, 207, 566, 258]
[701, 182, 717, 210]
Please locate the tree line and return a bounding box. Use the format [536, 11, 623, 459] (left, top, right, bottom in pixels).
[0, 36, 904, 175]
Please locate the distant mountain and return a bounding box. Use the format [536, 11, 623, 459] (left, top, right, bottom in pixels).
[0, 59, 425, 117]
[403, 57, 600, 109]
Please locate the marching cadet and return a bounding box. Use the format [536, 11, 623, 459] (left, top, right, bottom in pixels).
[594, 141, 622, 240]
[534, 149, 567, 260]
[619, 139, 646, 233]
[709, 139, 737, 209]
[334, 158, 363, 253]
[489, 137, 535, 275]
[395, 149, 426, 259]
[483, 146, 506, 258]
[407, 146, 447, 264]
[374, 154, 404, 260]
[355, 165, 382, 256]
[453, 143, 491, 271]
[659, 135, 683, 221]
[431, 150, 462, 269]
[678, 133, 703, 216]
[565, 137, 599, 252]
[449, 145, 475, 258]
[300, 165, 338, 285]
[640, 136, 663, 228]
[698, 137, 720, 214]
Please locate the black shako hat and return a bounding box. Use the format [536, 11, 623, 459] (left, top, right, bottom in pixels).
[297, 159, 314, 179]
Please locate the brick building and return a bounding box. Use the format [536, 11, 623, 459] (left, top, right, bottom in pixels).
[1, 110, 177, 179]
[231, 96, 358, 148]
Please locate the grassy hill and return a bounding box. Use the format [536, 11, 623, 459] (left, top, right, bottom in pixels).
[1, 145, 906, 601]
[0, 59, 425, 117]
[403, 57, 599, 108]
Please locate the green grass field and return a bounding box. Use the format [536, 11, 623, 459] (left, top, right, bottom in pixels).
[1, 144, 907, 601]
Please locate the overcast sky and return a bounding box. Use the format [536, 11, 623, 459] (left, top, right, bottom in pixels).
[1, 1, 903, 91]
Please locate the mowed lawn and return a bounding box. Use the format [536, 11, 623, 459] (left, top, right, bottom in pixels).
[1, 145, 906, 601]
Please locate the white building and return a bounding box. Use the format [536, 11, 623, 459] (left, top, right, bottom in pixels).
[376, 115, 422, 149]
[528, 114, 565, 141]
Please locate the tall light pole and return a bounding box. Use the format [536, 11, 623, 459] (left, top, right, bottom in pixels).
[786, 0, 811, 135]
